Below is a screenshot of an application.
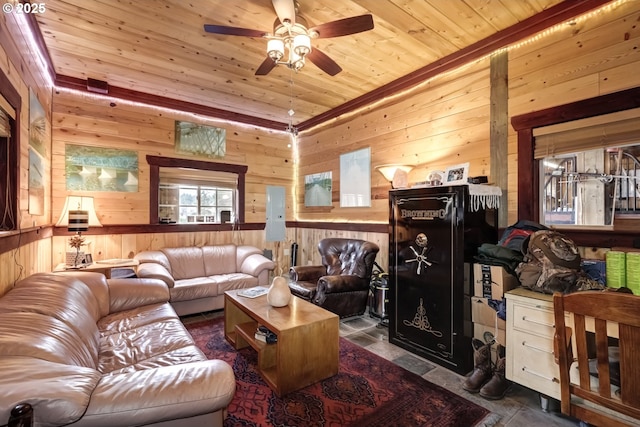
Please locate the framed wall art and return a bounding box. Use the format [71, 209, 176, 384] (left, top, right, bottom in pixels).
[444, 162, 469, 186]
[28, 88, 49, 215]
[65, 144, 139, 192]
[176, 121, 226, 158]
[304, 171, 332, 207]
[340, 147, 371, 207]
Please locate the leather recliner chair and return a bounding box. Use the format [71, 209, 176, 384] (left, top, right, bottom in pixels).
[289, 238, 380, 318]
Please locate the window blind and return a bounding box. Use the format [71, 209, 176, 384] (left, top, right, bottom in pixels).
[533, 107, 640, 159]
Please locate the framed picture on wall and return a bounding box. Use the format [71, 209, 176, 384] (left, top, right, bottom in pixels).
[340, 147, 371, 207]
[28, 88, 48, 215]
[444, 162, 469, 186]
[304, 171, 332, 207]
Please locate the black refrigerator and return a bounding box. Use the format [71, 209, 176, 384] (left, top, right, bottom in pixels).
[389, 185, 497, 375]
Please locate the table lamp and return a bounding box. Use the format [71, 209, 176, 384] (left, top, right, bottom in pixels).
[56, 196, 102, 267]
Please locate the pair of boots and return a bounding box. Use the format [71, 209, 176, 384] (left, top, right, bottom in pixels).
[462, 338, 511, 400]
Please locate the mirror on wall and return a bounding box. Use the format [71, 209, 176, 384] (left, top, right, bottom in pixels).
[540, 145, 640, 228]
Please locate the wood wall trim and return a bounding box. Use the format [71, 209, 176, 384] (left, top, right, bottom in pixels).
[294, 222, 388, 233]
[55, 75, 288, 131]
[0, 227, 52, 256]
[50, 221, 388, 236]
[512, 86, 640, 248]
[51, 223, 269, 237]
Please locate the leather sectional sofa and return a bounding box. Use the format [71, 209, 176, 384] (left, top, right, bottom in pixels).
[0, 272, 235, 427]
[134, 244, 275, 316]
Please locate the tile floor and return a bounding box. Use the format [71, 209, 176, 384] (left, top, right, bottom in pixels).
[339, 313, 582, 427]
[183, 309, 582, 427]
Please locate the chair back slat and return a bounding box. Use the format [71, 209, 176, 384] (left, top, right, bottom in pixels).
[594, 318, 611, 398]
[620, 325, 640, 409]
[553, 291, 640, 426]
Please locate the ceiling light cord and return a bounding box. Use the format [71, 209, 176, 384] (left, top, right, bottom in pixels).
[286, 69, 298, 138]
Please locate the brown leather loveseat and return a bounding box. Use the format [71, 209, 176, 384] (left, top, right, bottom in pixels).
[289, 238, 380, 318]
[0, 272, 235, 427]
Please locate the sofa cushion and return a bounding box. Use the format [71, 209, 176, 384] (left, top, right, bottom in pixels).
[107, 278, 170, 313]
[0, 357, 101, 427]
[76, 361, 235, 427]
[0, 274, 102, 358]
[162, 247, 206, 280]
[98, 302, 177, 335]
[216, 273, 259, 293]
[0, 312, 98, 369]
[170, 277, 221, 302]
[98, 316, 200, 374]
[202, 244, 238, 276]
[170, 273, 258, 302]
[236, 245, 263, 270]
[60, 272, 112, 317]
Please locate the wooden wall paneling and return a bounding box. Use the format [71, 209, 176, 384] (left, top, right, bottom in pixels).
[300, 61, 491, 152]
[297, 60, 491, 223]
[599, 61, 640, 94]
[291, 227, 388, 271]
[51, 89, 295, 230]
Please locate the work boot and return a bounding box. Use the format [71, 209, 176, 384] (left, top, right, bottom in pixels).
[463, 338, 493, 393]
[480, 344, 511, 400]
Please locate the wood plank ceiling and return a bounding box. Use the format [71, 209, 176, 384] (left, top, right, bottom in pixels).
[32, 0, 611, 131]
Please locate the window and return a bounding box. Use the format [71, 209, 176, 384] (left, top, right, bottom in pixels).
[159, 182, 235, 224]
[147, 155, 247, 225]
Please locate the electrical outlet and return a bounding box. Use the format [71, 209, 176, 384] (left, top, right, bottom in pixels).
[284, 248, 290, 256]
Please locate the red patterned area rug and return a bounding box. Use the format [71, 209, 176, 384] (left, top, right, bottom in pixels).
[186, 317, 493, 427]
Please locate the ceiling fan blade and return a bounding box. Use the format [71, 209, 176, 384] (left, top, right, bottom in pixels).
[310, 14, 374, 38]
[272, 0, 296, 25]
[255, 57, 277, 75]
[306, 49, 342, 76]
[204, 24, 266, 38]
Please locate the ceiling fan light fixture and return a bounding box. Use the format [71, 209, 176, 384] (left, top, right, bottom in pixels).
[291, 51, 305, 71]
[267, 39, 285, 61]
[292, 33, 311, 56]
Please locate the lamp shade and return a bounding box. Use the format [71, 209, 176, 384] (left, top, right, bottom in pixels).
[267, 39, 285, 61]
[68, 210, 89, 232]
[56, 196, 102, 228]
[375, 164, 414, 182]
[293, 34, 311, 56]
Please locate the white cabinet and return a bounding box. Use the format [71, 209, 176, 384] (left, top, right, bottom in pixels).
[505, 288, 564, 399]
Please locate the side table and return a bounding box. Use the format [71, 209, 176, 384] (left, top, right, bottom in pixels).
[53, 259, 139, 279]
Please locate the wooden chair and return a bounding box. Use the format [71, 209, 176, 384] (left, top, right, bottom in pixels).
[553, 290, 640, 427]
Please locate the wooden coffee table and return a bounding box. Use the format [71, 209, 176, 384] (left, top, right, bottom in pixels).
[224, 289, 339, 396]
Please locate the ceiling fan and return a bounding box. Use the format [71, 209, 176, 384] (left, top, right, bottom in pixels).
[204, 0, 374, 76]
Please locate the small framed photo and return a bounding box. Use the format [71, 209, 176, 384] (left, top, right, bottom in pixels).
[444, 162, 469, 186]
[84, 254, 93, 265]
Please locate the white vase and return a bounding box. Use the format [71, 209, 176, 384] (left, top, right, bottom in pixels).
[267, 276, 291, 307]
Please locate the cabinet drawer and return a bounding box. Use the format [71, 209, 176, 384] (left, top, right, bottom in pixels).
[512, 303, 555, 338]
[508, 330, 560, 399]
